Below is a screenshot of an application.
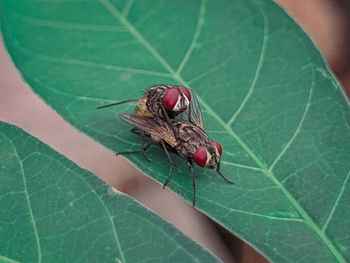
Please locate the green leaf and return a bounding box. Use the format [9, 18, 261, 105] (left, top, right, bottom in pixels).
[0, 121, 220, 263]
[1, 0, 350, 262]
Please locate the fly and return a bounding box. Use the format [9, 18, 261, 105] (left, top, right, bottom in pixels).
[97, 84, 202, 127]
[117, 113, 234, 207]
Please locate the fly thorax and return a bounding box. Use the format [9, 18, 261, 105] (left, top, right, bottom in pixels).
[146, 86, 168, 117]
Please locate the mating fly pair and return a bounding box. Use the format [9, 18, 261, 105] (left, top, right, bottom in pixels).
[98, 84, 234, 206]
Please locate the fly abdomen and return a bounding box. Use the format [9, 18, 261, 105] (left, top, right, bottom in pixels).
[136, 97, 153, 117]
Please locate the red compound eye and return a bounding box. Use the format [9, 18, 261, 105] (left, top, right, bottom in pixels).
[211, 141, 222, 156]
[163, 88, 180, 110]
[194, 146, 208, 167]
[178, 86, 191, 101]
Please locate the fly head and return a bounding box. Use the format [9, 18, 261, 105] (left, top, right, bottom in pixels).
[193, 141, 223, 169]
[163, 86, 191, 113]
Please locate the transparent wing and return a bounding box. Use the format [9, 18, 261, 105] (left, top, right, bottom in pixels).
[119, 113, 178, 147]
[175, 88, 204, 129]
[189, 88, 204, 129]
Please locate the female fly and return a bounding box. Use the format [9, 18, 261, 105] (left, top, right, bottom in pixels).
[118, 113, 234, 207]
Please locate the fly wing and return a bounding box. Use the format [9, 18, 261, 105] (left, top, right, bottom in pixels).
[119, 112, 178, 147]
[189, 88, 204, 129]
[175, 88, 204, 129]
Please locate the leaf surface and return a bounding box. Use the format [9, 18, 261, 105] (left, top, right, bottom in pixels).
[1, 0, 350, 262]
[0, 121, 220, 263]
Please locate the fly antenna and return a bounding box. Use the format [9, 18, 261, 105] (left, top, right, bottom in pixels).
[97, 99, 139, 109]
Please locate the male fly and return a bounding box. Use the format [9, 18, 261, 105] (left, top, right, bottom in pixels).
[118, 113, 234, 207]
[97, 84, 202, 127]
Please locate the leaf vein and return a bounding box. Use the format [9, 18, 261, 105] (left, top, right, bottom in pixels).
[187, 59, 229, 84]
[21, 14, 126, 32]
[98, 0, 176, 76]
[27, 74, 117, 104]
[226, 12, 268, 127]
[4, 137, 42, 263]
[121, 0, 134, 17]
[14, 41, 171, 77]
[176, 0, 206, 74]
[0, 255, 21, 263]
[322, 170, 350, 233]
[221, 160, 261, 171]
[133, 0, 166, 28]
[131, 156, 299, 222]
[269, 69, 315, 171]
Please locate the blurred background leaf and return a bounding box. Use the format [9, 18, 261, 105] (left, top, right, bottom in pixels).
[0, 121, 221, 263]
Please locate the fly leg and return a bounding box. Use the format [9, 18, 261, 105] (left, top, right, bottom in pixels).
[160, 105, 178, 139]
[187, 160, 196, 207]
[216, 160, 235, 184]
[136, 130, 152, 162]
[116, 142, 153, 162]
[116, 130, 153, 162]
[130, 127, 145, 136]
[160, 104, 172, 124]
[161, 141, 175, 189]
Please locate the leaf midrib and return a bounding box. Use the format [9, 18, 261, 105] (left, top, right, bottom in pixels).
[97, 0, 344, 262]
